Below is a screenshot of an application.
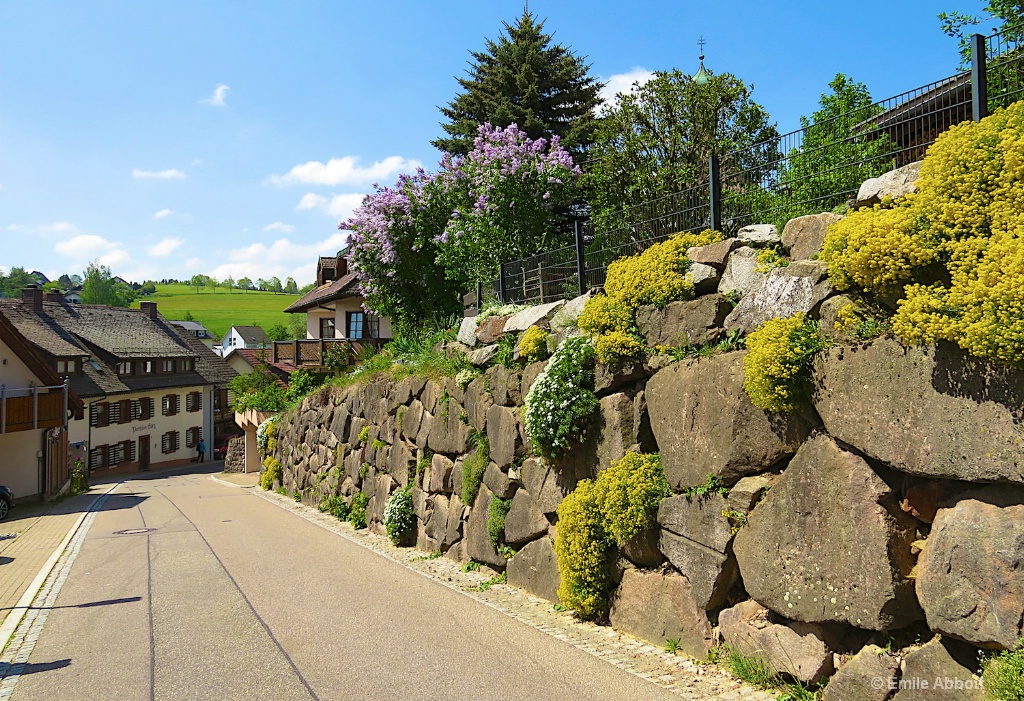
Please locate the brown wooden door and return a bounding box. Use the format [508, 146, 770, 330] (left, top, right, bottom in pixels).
[139, 436, 150, 471]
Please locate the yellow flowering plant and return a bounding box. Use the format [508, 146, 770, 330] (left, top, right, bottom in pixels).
[742, 313, 828, 412]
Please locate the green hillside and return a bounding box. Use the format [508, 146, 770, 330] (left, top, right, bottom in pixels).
[132, 284, 302, 339]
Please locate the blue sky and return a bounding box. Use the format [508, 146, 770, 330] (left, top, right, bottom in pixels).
[0, 0, 987, 285]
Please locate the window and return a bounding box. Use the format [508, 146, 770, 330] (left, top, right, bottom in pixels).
[161, 431, 180, 454]
[142, 360, 153, 374]
[108, 401, 121, 425]
[346, 311, 365, 339]
[162, 394, 180, 416]
[56, 359, 77, 375]
[89, 402, 109, 428]
[116, 361, 133, 375]
[108, 440, 136, 465]
[186, 426, 203, 448]
[320, 317, 335, 339]
[366, 314, 380, 339]
[130, 399, 142, 421]
[117, 399, 131, 424]
[214, 389, 228, 411]
[141, 397, 154, 420]
[161, 359, 174, 373]
[89, 445, 107, 469]
[186, 391, 202, 413]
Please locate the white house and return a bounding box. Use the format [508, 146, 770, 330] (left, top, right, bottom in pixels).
[216, 325, 272, 357]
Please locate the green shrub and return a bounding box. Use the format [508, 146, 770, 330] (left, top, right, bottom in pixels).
[983, 642, 1024, 701]
[487, 496, 512, 549]
[372, 438, 387, 451]
[593, 330, 644, 367]
[822, 101, 1024, 366]
[518, 326, 549, 362]
[742, 314, 828, 413]
[348, 492, 370, 529]
[383, 486, 415, 545]
[357, 425, 370, 444]
[259, 456, 282, 491]
[285, 368, 324, 404]
[461, 433, 490, 505]
[318, 495, 350, 521]
[417, 450, 433, 476]
[523, 335, 599, 458]
[358, 463, 370, 481]
[555, 451, 670, 619]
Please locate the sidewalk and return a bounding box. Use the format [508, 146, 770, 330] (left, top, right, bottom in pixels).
[211, 471, 260, 488]
[0, 489, 101, 617]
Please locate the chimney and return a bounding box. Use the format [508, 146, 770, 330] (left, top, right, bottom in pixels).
[336, 255, 347, 277]
[22, 286, 43, 312]
[140, 301, 158, 319]
[46, 292, 64, 303]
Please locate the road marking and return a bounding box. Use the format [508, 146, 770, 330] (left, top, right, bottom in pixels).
[0, 485, 119, 699]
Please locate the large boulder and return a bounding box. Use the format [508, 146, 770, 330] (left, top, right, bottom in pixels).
[483, 462, 517, 499]
[504, 489, 549, 544]
[822, 645, 900, 701]
[608, 569, 714, 660]
[521, 457, 582, 515]
[686, 239, 740, 269]
[466, 345, 498, 367]
[916, 490, 1024, 649]
[686, 263, 720, 295]
[457, 316, 478, 346]
[723, 260, 833, 335]
[657, 494, 739, 609]
[507, 536, 560, 603]
[593, 393, 638, 471]
[718, 600, 835, 683]
[733, 435, 921, 631]
[476, 315, 511, 344]
[646, 352, 809, 490]
[550, 292, 594, 334]
[891, 638, 984, 701]
[504, 300, 565, 333]
[856, 161, 922, 208]
[465, 485, 506, 568]
[427, 453, 454, 494]
[782, 212, 842, 261]
[486, 405, 522, 469]
[718, 246, 765, 299]
[736, 224, 781, 247]
[635, 295, 730, 348]
[426, 398, 471, 455]
[812, 339, 1024, 484]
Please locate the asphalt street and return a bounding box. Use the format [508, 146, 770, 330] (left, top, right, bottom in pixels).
[6, 468, 679, 701]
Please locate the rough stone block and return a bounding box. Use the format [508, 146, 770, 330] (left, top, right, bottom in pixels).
[658, 493, 739, 609]
[724, 260, 833, 335]
[609, 569, 714, 660]
[507, 536, 560, 603]
[718, 246, 766, 299]
[822, 645, 899, 701]
[719, 600, 835, 683]
[636, 295, 730, 348]
[782, 212, 842, 261]
[856, 161, 922, 208]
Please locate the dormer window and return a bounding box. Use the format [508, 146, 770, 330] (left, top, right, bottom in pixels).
[161, 359, 174, 373]
[117, 361, 133, 375]
[56, 358, 78, 375]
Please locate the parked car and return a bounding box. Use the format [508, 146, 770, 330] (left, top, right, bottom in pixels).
[0, 486, 13, 521]
[214, 434, 242, 460]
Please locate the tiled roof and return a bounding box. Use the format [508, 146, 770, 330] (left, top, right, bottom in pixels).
[232, 348, 292, 382]
[232, 325, 271, 344]
[284, 272, 359, 313]
[176, 333, 239, 388]
[0, 298, 216, 398]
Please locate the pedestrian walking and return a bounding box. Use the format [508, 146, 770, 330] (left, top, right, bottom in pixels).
[197, 439, 206, 462]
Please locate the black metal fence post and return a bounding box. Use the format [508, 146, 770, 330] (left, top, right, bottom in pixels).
[574, 220, 587, 297]
[709, 154, 722, 232]
[475, 282, 482, 313]
[497, 263, 506, 304]
[971, 33, 989, 121]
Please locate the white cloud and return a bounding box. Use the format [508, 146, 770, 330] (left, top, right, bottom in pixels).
[200, 84, 229, 107]
[132, 168, 186, 180]
[154, 208, 174, 219]
[148, 238, 184, 257]
[269, 155, 420, 187]
[296, 192, 365, 220]
[55, 233, 119, 258]
[263, 221, 295, 233]
[207, 232, 350, 283]
[599, 67, 655, 108]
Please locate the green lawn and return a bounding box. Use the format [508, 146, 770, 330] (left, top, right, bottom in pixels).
[133, 284, 301, 339]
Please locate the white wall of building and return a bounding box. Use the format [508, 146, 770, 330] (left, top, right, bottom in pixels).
[69, 384, 213, 471]
[305, 301, 392, 340]
[0, 430, 42, 500]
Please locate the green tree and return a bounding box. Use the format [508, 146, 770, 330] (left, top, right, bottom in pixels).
[774, 74, 894, 224]
[268, 276, 283, 293]
[586, 69, 778, 235]
[287, 313, 307, 339]
[433, 10, 603, 158]
[81, 261, 124, 306]
[0, 267, 37, 298]
[266, 323, 290, 341]
[223, 276, 235, 292]
[284, 277, 298, 295]
[237, 277, 253, 291]
[940, 1, 1024, 58]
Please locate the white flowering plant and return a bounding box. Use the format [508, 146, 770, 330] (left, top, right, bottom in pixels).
[255, 416, 277, 457]
[523, 335, 598, 458]
[383, 486, 415, 545]
[455, 368, 478, 388]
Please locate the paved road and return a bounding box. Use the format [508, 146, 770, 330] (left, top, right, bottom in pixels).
[7, 468, 678, 701]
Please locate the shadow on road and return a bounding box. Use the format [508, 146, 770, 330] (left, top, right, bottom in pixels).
[0, 659, 72, 677]
[0, 596, 142, 613]
[0, 556, 13, 566]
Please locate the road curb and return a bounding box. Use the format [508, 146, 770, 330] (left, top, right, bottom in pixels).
[0, 482, 121, 654]
[208, 473, 257, 489]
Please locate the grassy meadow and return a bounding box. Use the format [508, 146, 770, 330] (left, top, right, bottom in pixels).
[132, 284, 301, 339]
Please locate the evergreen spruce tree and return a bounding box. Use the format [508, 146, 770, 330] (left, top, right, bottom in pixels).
[433, 10, 603, 157]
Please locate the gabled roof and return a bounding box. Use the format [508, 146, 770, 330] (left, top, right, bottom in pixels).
[284, 272, 360, 313]
[175, 332, 238, 388]
[0, 310, 86, 418]
[231, 348, 292, 383]
[231, 325, 272, 345]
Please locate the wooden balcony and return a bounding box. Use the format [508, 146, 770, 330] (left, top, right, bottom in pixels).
[1, 385, 68, 433]
[271, 338, 389, 369]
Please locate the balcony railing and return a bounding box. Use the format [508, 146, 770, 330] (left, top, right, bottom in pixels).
[271, 338, 389, 369]
[1, 384, 69, 434]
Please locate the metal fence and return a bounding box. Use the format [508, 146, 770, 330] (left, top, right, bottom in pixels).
[481, 29, 1020, 307]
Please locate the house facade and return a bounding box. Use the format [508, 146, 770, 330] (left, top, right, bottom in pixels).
[216, 325, 272, 357]
[0, 311, 84, 501]
[0, 289, 235, 476]
[284, 252, 392, 341]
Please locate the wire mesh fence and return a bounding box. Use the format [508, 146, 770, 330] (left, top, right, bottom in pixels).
[479, 28, 1019, 308]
